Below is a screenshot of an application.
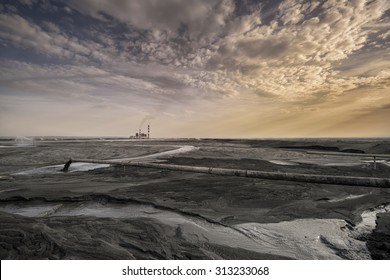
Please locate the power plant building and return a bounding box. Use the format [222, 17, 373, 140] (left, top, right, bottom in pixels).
[130, 125, 150, 139]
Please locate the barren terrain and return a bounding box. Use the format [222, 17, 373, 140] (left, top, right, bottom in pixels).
[0, 138, 389, 259]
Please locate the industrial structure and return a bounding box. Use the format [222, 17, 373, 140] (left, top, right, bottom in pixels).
[130, 124, 150, 139]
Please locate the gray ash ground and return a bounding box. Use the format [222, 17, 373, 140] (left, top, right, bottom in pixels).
[0, 138, 389, 259]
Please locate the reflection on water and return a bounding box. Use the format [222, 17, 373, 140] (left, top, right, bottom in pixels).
[13, 162, 110, 175]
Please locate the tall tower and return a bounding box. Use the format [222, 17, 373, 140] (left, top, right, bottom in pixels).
[148, 124, 150, 139]
[139, 129, 141, 139]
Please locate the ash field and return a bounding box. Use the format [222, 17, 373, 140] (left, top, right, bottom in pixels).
[0, 137, 390, 260]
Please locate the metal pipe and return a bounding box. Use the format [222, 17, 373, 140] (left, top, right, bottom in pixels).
[65, 158, 390, 188]
[306, 151, 390, 158]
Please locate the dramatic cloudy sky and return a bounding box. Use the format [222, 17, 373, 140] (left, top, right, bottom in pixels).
[0, 0, 389, 137]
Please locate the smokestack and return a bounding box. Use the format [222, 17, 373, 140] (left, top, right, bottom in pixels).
[139, 129, 141, 139]
[148, 125, 150, 139]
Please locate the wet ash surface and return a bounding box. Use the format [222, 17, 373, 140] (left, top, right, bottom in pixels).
[0, 138, 389, 259]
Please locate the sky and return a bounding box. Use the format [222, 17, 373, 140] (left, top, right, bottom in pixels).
[0, 0, 389, 138]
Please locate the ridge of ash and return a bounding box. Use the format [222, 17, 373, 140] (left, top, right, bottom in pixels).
[277, 145, 365, 154]
[0, 194, 244, 234]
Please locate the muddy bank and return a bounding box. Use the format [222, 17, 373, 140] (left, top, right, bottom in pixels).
[367, 211, 390, 259]
[1, 196, 387, 260]
[0, 197, 294, 260]
[229, 138, 390, 155]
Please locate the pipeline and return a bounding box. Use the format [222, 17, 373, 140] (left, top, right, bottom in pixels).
[306, 151, 390, 158]
[64, 158, 390, 188]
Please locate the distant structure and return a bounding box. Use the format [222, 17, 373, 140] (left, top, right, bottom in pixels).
[130, 124, 150, 139]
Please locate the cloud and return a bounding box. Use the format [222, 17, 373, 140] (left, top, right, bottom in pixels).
[0, 13, 112, 62]
[204, 0, 390, 99]
[67, 0, 234, 40]
[64, 0, 235, 71]
[379, 29, 390, 40]
[3, 0, 388, 102]
[0, 0, 389, 137]
[19, 0, 34, 7]
[0, 58, 208, 109]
